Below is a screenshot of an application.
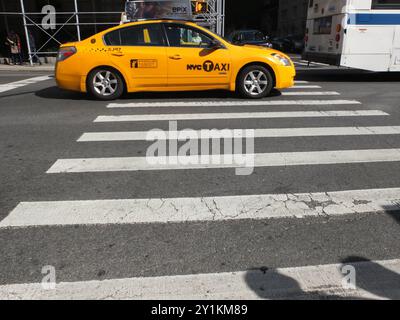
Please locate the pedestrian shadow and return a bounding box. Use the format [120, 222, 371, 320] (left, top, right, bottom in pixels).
[245, 256, 400, 300]
[244, 267, 354, 300]
[383, 206, 400, 226]
[341, 256, 400, 300]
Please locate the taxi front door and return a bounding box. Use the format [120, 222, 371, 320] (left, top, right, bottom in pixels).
[164, 24, 232, 88]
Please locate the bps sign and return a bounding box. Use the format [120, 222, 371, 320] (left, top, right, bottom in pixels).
[125, 0, 193, 21]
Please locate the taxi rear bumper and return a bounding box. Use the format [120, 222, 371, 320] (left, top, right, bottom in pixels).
[55, 62, 87, 93]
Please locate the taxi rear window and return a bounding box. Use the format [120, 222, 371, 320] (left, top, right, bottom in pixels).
[104, 24, 164, 46]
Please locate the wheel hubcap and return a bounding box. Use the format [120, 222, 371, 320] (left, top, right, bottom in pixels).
[244, 70, 269, 96]
[93, 71, 118, 96]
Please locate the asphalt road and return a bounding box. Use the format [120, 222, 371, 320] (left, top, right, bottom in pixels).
[1, 67, 400, 299]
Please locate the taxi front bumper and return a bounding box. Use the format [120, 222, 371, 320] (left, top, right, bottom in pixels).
[274, 64, 296, 89]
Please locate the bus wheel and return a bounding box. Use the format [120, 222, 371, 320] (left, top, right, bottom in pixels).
[237, 65, 273, 99]
[87, 68, 124, 100]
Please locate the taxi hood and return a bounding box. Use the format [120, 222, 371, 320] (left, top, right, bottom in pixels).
[242, 44, 286, 55]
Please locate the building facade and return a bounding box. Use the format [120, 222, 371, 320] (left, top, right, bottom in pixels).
[225, 0, 308, 38]
[276, 0, 308, 37]
[0, 0, 308, 60]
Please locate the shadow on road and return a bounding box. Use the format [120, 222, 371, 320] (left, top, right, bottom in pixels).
[296, 69, 400, 83]
[245, 255, 400, 300]
[340, 256, 400, 300]
[35, 86, 88, 100]
[34, 86, 283, 101]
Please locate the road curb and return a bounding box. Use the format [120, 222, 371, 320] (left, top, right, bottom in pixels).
[0, 65, 55, 72]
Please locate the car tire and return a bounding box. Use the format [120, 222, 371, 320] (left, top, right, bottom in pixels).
[236, 65, 273, 99]
[87, 68, 124, 100]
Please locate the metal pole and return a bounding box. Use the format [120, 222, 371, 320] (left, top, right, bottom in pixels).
[74, 0, 81, 41]
[19, 0, 33, 66]
[222, 0, 225, 37]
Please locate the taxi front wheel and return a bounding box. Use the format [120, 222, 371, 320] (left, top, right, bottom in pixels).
[237, 65, 273, 99]
[87, 68, 124, 100]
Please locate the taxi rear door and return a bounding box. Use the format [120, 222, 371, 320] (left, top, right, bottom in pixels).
[163, 23, 232, 88]
[105, 23, 168, 88]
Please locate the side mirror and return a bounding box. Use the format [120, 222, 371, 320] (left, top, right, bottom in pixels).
[208, 39, 222, 49]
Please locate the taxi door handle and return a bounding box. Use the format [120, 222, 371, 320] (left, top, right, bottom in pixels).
[169, 55, 182, 60]
[112, 53, 124, 57]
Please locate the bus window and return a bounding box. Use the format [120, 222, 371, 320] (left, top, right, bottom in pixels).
[313, 16, 332, 35]
[372, 0, 400, 9]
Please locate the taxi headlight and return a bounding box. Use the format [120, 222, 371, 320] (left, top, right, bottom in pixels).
[271, 53, 291, 66]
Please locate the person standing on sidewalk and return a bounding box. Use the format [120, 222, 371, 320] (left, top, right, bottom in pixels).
[28, 31, 42, 65]
[5, 31, 23, 65]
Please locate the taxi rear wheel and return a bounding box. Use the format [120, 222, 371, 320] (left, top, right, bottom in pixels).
[237, 65, 273, 99]
[87, 68, 124, 100]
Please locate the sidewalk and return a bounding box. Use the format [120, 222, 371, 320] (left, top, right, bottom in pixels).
[0, 64, 55, 72]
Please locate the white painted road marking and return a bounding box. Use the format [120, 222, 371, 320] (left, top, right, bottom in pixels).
[0, 259, 399, 299]
[79, 126, 400, 142]
[300, 59, 330, 66]
[95, 110, 387, 122]
[281, 91, 340, 96]
[47, 149, 400, 173]
[294, 80, 309, 84]
[0, 76, 52, 93]
[2, 188, 400, 228]
[287, 85, 322, 89]
[107, 100, 361, 108]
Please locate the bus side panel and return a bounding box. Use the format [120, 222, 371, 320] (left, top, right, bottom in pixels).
[390, 26, 400, 71]
[341, 24, 394, 71]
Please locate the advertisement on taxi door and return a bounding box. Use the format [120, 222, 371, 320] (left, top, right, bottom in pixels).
[125, 0, 193, 21]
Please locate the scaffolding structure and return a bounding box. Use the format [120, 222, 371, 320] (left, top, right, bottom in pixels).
[2, 0, 226, 66]
[193, 0, 225, 36]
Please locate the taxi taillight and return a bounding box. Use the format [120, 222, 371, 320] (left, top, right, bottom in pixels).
[57, 46, 77, 62]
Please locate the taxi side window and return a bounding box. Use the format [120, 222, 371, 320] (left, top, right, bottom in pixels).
[164, 24, 214, 48]
[104, 24, 164, 46]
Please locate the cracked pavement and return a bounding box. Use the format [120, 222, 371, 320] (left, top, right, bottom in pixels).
[1, 69, 400, 296]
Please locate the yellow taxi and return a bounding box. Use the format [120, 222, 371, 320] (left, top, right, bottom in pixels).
[56, 19, 296, 100]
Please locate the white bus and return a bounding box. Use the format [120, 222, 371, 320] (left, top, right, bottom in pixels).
[303, 0, 400, 71]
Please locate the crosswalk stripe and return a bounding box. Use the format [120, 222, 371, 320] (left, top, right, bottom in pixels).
[2, 187, 400, 228]
[294, 62, 311, 66]
[0, 76, 52, 93]
[95, 110, 386, 122]
[288, 85, 322, 89]
[78, 126, 400, 142]
[294, 80, 309, 84]
[1, 259, 398, 299]
[281, 91, 340, 96]
[300, 59, 330, 66]
[107, 100, 361, 108]
[47, 149, 400, 174]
